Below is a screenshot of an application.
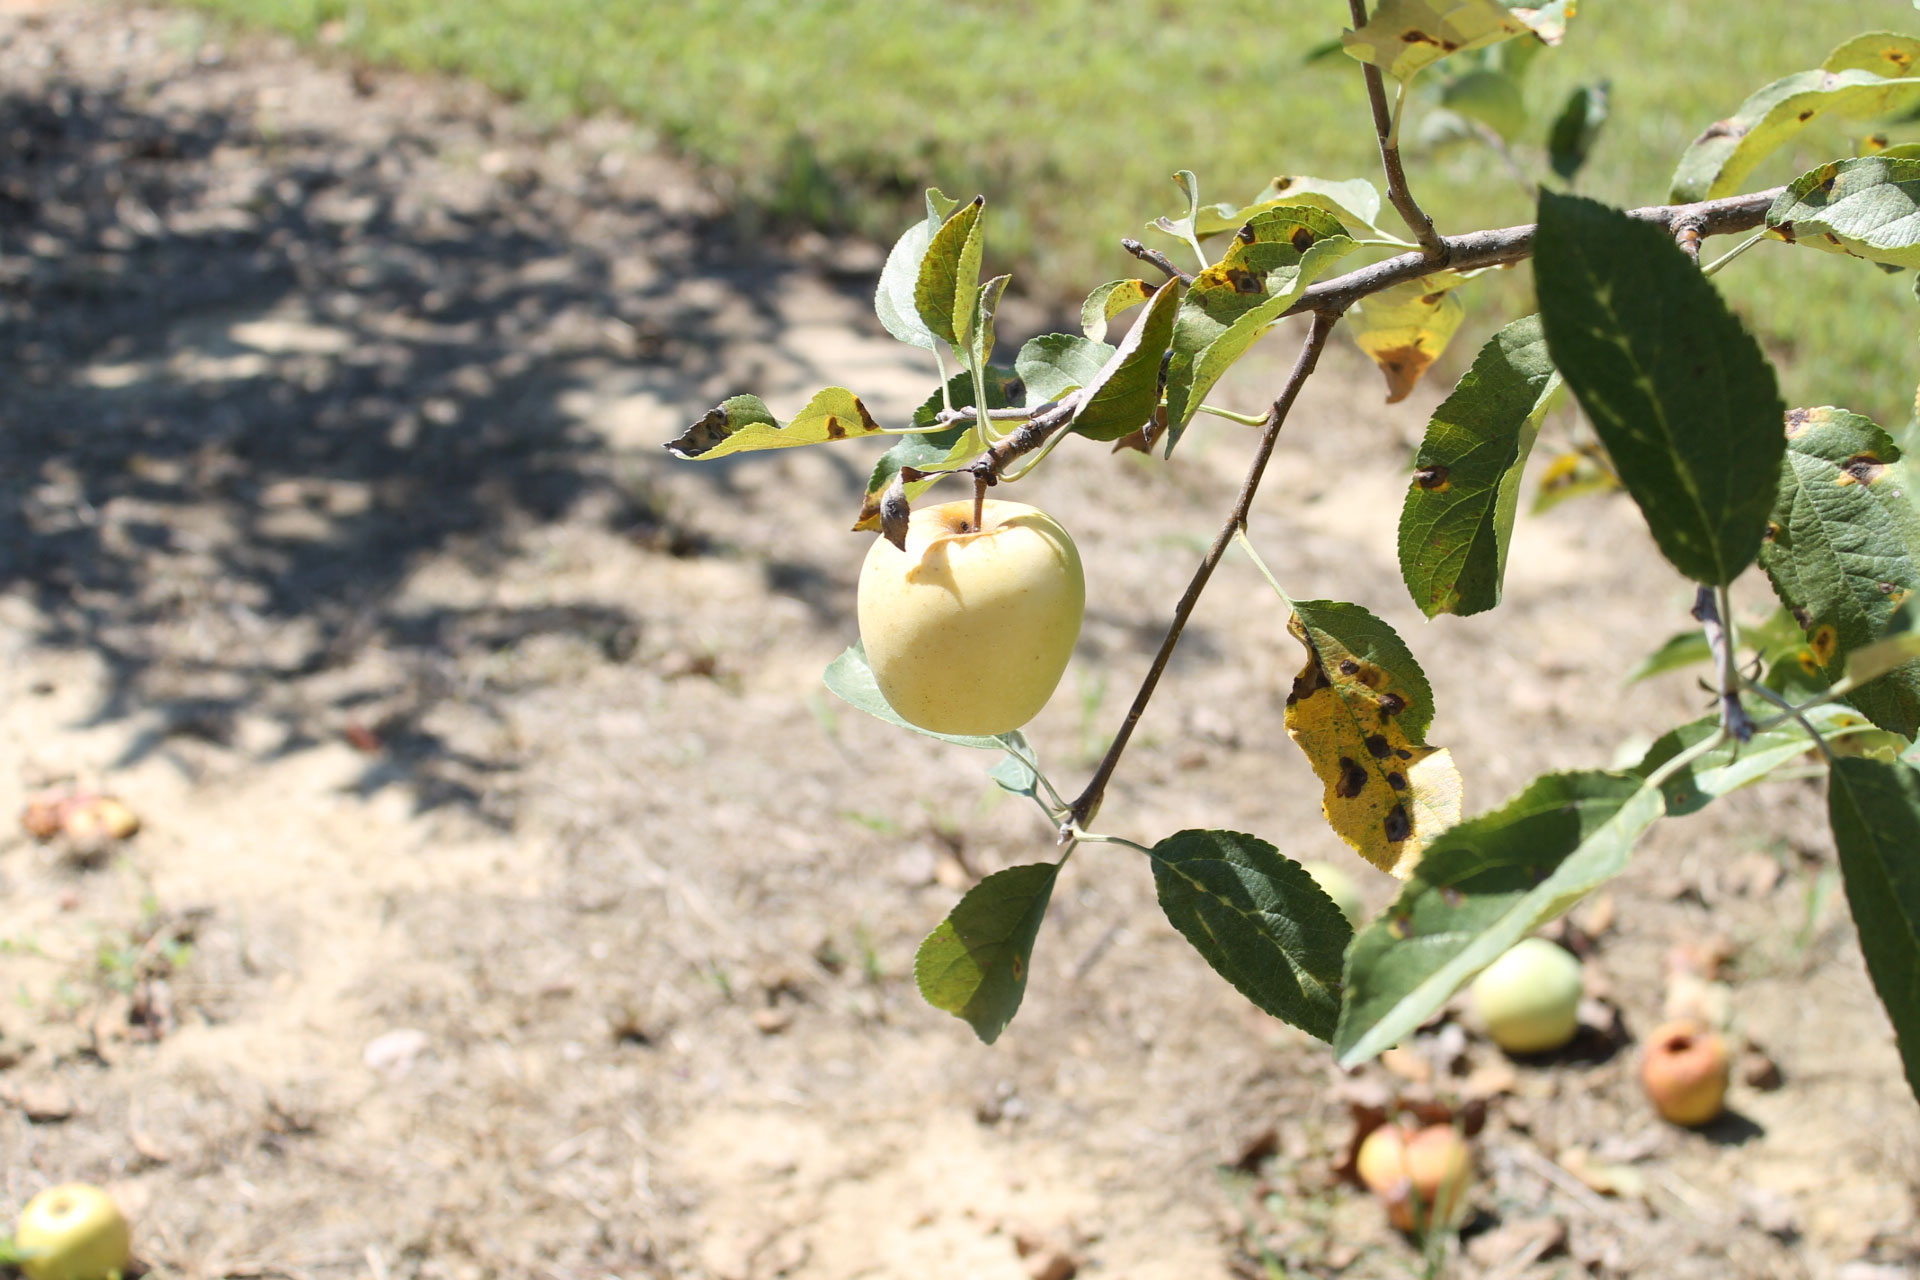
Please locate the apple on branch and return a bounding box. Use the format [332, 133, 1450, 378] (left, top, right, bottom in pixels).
[857, 498, 1085, 737]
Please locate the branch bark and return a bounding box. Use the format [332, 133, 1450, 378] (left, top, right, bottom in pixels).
[1349, 0, 1447, 260]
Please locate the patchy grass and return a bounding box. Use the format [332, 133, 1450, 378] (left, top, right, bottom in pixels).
[185, 0, 1910, 420]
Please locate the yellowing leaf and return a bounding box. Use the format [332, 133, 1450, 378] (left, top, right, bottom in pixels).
[1349, 275, 1470, 403]
[1343, 0, 1534, 82]
[1283, 602, 1464, 877]
[667, 388, 884, 461]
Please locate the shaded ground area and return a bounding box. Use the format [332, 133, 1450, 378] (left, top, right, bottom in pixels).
[1, 5, 1917, 1280]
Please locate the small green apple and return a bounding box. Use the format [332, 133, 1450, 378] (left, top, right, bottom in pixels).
[13, 1183, 131, 1280]
[1470, 936, 1583, 1054]
[857, 498, 1085, 736]
[1300, 860, 1365, 927]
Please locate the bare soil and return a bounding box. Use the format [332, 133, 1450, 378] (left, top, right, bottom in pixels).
[1, 5, 1917, 1279]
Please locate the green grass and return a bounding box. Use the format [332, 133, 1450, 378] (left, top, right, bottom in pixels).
[186, 0, 1911, 422]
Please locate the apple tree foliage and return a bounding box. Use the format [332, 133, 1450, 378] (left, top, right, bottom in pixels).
[668, 3, 1920, 1104]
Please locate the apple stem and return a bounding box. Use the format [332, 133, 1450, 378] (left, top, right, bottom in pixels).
[972, 472, 987, 533]
[1065, 309, 1339, 831]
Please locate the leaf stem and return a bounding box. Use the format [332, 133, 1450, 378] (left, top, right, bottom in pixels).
[1742, 680, 1839, 767]
[1067, 828, 1157, 856]
[1195, 403, 1270, 427]
[1701, 228, 1767, 278]
[1063, 310, 1339, 832]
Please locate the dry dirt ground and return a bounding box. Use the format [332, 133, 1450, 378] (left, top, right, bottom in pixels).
[1, 4, 1917, 1279]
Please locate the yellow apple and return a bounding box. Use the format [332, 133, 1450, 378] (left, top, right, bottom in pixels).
[1356, 1123, 1473, 1233]
[13, 1183, 131, 1280]
[1470, 936, 1584, 1054]
[857, 499, 1084, 736]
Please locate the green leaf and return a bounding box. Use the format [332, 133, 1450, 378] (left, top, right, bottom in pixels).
[1534, 191, 1787, 586]
[1826, 757, 1920, 1104]
[1348, 274, 1472, 404]
[1670, 34, 1920, 202]
[1016, 333, 1116, 406]
[1849, 630, 1920, 686]
[1398, 314, 1563, 618]
[915, 861, 1062, 1044]
[1192, 175, 1386, 239]
[1335, 770, 1659, 1067]
[1080, 279, 1155, 344]
[915, 195, 986, 350]
[1149, 829, 1352, 1041]
[1074, 275, 1185, 442]
[875, 188, 962, 350]
[1768, 157, 1920, 268]
[1149, 169, 1208, 264]
[972, 273, 1011, 369]
[1625, 629, 1713, 683]
[853, 368, 1023, 531]
[1164, 210, 1357, 454]
[1442, 69, 1527, 141]
[1631, 703, 1885, 817]
[1281, 600, 1464, 877]
[1548, 81, 1609, 184]
[1342, 0, 1540, 82]
[666, 388, 885, 461]
[824, 642, 1019, 750]
[987, 749, 1042, 801]
[1760, 406, 1920, 735]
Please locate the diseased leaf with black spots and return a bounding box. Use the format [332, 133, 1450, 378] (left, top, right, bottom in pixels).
[1342, 0, 1542, 82]
[1080, 279, 1155, 344]
[1073, 276, 1184, 442]
[915, 861, 1061, 1044]
[1670, 33, 1920, 202]
[1149, 830, 1352, 1041]
[1827, 757, 1920, 1105]
[1335, 770, 1657, 1066]
[1192, 175, 1386, 239]
[1349, 273, 1471, 404]
[1767, 156, 1920, 269]
[666, 388, 885, 461]
[1283, 601, 1463, 878]
[1399, 314, 1562, 618]
[1759, 406, 1920, 736]
[1535, 192, 1786, 587]
[1163, 209, 1356, 454]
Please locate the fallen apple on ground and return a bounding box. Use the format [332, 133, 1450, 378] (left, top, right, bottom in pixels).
[857, 498, 1085, 736]
[1640, 1018, 1731, 1126]
[1471, 936, 1584, 1054]
[12, 1183, 131, 1280]
[1356, 1122, 1473, 1233]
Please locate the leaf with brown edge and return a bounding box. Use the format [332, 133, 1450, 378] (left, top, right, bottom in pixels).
[666, 388, 884, 461]
[1349, 275, 1470, 404]
[1283, 601, 1463, 878]
[1342, 0, 1537, 82]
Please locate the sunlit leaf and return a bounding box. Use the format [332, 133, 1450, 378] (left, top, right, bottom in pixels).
[1349, 274, 1470, 404]
[1282, 601, 1464, 878]
[1760, 406, 1920, 735]
[1827, 757, 1920, 1104]
[1535, 192, 1786, 586]
[1632, 703, 1884, 816]
[1080, 279, 1154, 344]
[875, 188, 962, 350]
[1342, 0, 1539, 82]
[972, 273, 1011, 369]
[1164, 210, 1357, 453]
[1768, 157, 1920, 269]
[852, 367, 1024, 531]
[1670, 33, 1920, 202]
[1399, 313, 1563, 617]
[1548, 81, 1610, 184]
[666, 388, 884, 461]
[1150, 829, 1352, 1041]
[1074, 276, 1184, 442]
[1336, 770, 1658, 1066]
[1016, 333, 1115, 406]
[1192, 175, 1386, 239]
[915, 861, 1061, 1044]
[915, 196, 986, 350]
[1148, 169, 1207, 264]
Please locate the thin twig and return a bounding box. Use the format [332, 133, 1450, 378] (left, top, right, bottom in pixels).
[1743, 680, 1839, 766]
[1064, 309, 1338, 830]
[1122, 237, 1194, 283]
[1349, 0, 1447, 260]
[1693, 586, 1754, 742]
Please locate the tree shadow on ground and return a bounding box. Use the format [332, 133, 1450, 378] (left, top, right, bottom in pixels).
[0, 56, 844, 819]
